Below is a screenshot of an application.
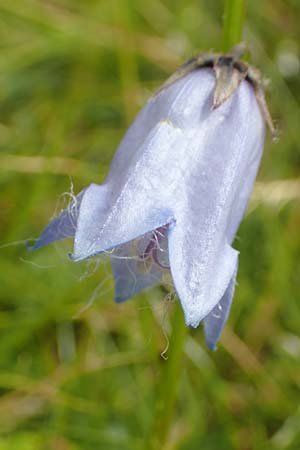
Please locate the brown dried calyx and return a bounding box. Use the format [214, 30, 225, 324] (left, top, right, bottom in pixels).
[157, 43, 277, 140]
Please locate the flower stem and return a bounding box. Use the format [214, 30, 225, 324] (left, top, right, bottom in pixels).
[222, 0, 246, 52]
[150, 302, 187, 448]
[149, 4, 247, 446]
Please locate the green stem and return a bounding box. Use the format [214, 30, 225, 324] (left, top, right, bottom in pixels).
[149, 4, 247, 446]
[150, 302, 187, 449]
[222, 0, 246, 52]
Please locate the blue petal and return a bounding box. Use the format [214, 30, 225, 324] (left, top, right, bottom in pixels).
[169, 226, 239, 327]
[72, 71, 218, 261]
[112, 236, 163, 303]
[204, 261, 238, 350]
[106, 70, 216, 181]
[72, 120, 182, 261]
[30, 191, 84, 250]
[166, 76, 264, 327]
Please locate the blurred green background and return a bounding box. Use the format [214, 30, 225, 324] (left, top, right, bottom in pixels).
[1, 0, 300, 449]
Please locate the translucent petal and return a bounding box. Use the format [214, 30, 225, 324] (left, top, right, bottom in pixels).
[111, 236, 163, 303]
[72, 120, 184, 261]
[166, 77, 265, 327]
[169, 226, 239, 327]
[73, 70, 218, 261]
[203, 261, 238, 350]
[106, 69, 216, 184]
[31, 191, 84, 250]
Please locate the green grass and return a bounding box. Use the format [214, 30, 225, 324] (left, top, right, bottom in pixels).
[1, 0, 300, 449]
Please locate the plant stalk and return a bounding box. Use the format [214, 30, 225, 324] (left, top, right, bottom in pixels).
[223, 0, 246, 52]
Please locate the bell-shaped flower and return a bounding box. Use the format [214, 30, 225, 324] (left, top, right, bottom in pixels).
[32, 51, 269, 349]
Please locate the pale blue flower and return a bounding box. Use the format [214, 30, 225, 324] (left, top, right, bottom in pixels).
[32, 64, 266, 349]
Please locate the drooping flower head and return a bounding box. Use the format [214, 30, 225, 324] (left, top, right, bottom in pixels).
[31, 44, 274, 349]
